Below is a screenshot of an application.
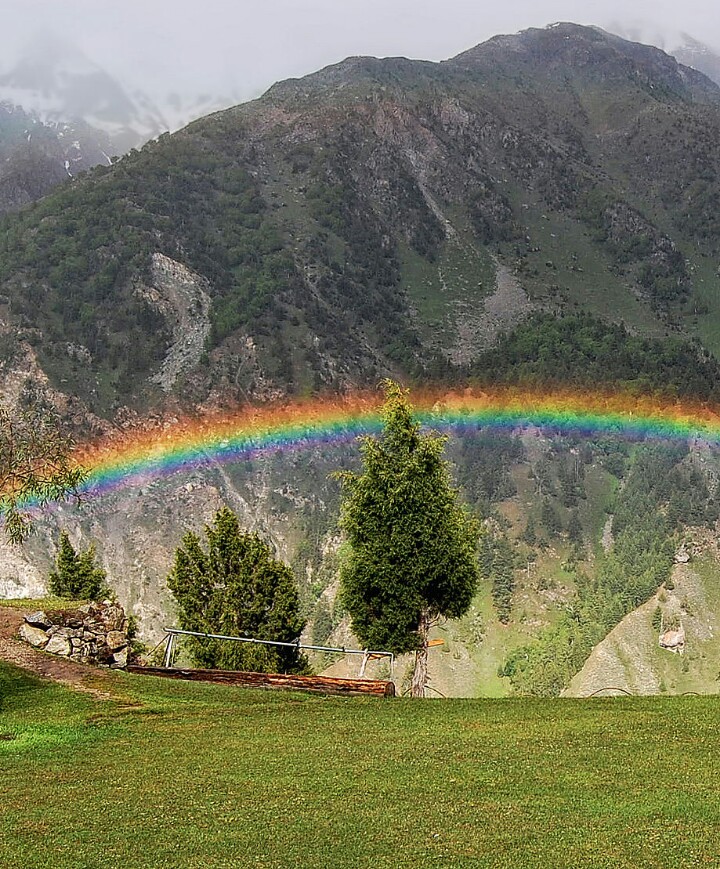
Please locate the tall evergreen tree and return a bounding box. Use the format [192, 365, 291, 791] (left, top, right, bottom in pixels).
[167, 507, 307, 673]
[567, 510, 583, 544]
[541, 497, 562, 536]
[482, 535, 517, 625]
[336, 381, 481, 697]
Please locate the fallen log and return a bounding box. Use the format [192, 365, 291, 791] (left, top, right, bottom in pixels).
[126, 665, 396, 697]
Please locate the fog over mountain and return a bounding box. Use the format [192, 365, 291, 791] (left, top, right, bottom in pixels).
[5, 1, 720, 127]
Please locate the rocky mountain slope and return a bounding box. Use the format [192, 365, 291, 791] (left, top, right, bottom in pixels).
[0, 35, 245, 215]
[0, 102, 119, 215]
[2, 23, 720, 696]
[0, 36, 166, 153]
[3, 24, 720, 416]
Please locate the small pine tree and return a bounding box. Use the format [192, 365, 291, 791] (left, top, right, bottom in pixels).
[652, 605, 663, 632]
[167, 507, 307, 674]
[488, 536, 517, 625]
[311, 597, 334, 646]
[567, 510, 583, 544]
[541, 498, 562, 536]
[521, 516, 537, 546]
[48, 532, 108, 600]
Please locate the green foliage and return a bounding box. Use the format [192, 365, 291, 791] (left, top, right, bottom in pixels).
[167, 507, 307, 674]
[480, 532, 517, 624]
[311, 597, 334, 646]
[337, 381, 481, 654]
[453, 432, 523, 513]
[575, 190, 690, 305]
[0, 135, 299, 408]
[475, 314, 720, 400]
[48, 532, 108, 600]
[567, 510, 583, 544]
[521, 516, 537, 546]
[0, 399, 86, 543]
[652, 605, 663, 632]
[502, 445, 690, 696]
[540, 498, 562, 537]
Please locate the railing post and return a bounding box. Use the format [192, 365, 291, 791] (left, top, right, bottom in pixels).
[162, 633, 175, 668]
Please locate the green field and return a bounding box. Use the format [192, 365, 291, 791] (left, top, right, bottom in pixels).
[1, 663, 718, 868]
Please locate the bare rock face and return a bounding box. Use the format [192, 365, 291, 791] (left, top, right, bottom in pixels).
[0, 536, 47, 599]
[138, 253, 212, 393]
[18, 601, 130, 667]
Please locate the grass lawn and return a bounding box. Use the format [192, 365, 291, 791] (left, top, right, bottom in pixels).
[1, 662, 718, 868]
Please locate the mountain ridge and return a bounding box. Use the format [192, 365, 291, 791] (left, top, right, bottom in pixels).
[7, 23, 720, 416]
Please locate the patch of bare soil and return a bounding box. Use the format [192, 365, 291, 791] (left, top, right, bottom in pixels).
[0, 607, 121, 701]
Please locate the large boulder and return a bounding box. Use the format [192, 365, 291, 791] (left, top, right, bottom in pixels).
[111, 648, 128, 668]
[18, 623, 49, 648]
[106, 631, 127, 652]
[24, 611, 51, 630]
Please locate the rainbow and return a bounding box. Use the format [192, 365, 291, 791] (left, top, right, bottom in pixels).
[70, 387, 720, 502]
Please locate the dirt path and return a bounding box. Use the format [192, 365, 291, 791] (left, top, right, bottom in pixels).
[0, 607, 122, 701]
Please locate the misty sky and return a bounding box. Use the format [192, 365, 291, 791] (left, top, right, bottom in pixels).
[5, 0, 720, 101]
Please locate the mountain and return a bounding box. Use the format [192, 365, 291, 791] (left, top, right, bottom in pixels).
[3, 23, 720, 414]
[0, 37, 156, 214]
[666, 34, 720, 87]
[607, 22, 720, 88]
[0, 35, 167, 153]
[0, 102, 118, 214]
[2, 23, 720, 697]
[1, 34, 249, 152]
[0, 34, 250, 213]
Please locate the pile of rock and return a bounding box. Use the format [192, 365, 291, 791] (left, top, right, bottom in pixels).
[19, 602, 130, 668]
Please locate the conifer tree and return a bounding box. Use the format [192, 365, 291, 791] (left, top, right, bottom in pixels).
[485, 535, 517, 624]
[522, 515, 537, 546]
[567, 510, 583, 544]
[167, 507, 306, 673]
[336, 381, 481, 697]
[541, 497, 562, 536]
[49, 532, 108, 600]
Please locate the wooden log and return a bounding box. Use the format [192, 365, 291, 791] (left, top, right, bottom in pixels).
[127, 665, 396, 697]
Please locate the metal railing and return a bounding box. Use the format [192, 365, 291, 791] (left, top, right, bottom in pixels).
[161, 627, 394, 677]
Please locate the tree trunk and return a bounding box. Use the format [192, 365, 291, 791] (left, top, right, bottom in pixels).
[410, 607, 431, 698]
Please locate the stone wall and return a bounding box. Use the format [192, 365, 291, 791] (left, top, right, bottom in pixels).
[19, 602, 130, 667]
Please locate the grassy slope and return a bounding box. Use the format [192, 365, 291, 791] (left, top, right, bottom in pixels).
[568, 551, 720, 697]
[1, 663, 719, 868]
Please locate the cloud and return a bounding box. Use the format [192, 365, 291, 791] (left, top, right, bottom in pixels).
[5, 0, 720, 102]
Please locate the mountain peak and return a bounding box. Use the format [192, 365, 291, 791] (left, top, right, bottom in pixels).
[447, 22, 719, 102]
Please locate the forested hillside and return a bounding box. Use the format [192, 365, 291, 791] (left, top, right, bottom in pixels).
[3, 23, 720, 697]
[3, 24, 720, 413]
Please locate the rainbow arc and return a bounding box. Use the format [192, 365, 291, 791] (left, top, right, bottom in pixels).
[71, 387, 720, 501]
